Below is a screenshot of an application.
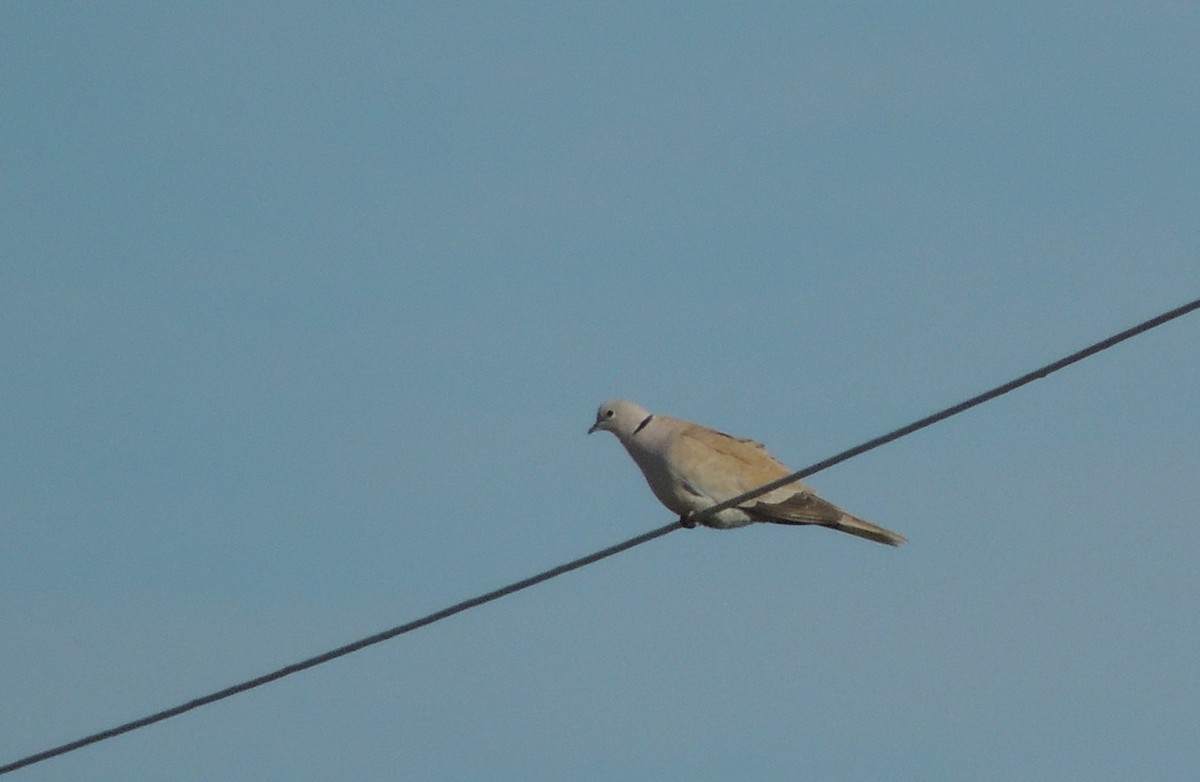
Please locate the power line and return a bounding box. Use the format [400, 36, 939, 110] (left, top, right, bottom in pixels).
[0, 521, 682, 776]
[695, 296, 1200, 522]
[3, 296, 1197, 776]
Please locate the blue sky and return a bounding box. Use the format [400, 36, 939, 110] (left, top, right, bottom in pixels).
[3, 4, 1198, 780]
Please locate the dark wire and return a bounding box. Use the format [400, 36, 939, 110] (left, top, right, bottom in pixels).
[694, 296, 1200, 522]
[2, 296, 1197, 776]
[0, 521, 681, 776]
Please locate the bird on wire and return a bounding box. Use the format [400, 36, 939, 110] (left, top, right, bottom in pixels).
[589, 399, 905, 546]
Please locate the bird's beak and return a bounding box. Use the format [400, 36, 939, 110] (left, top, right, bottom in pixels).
[587, 422, 600, 435]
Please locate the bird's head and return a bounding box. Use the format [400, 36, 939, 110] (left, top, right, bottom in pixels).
[588, 399, 650, 439]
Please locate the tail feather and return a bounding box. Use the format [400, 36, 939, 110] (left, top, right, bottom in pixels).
[826, 513, 906, 546]
[748, 493, 906, 546]
[752, 507, 906, 546]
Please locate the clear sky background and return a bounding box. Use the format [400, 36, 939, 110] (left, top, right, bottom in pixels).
[3, 4, 1198, 780]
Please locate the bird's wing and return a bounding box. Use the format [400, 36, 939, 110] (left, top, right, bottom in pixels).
[669, 422, 845, 523]
[667, 423, 793, 499]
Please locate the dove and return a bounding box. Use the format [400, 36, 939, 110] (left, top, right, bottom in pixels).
[588, 400, 905, 546]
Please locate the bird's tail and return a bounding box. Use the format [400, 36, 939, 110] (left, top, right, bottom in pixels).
[826, 513, 906, 546]
[748, 493, 906, 546]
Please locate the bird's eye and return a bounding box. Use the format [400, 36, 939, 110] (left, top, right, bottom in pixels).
[604, 409, 615, 419]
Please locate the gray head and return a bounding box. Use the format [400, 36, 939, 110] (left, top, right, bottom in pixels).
[587, 399, 651, 439]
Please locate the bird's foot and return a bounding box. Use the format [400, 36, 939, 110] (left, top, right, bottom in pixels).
[679, 511, 698, 529]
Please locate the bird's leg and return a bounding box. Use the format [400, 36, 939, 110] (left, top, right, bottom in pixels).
[679, 511, 698, 529]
